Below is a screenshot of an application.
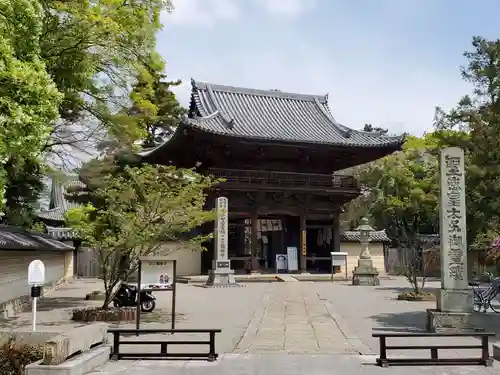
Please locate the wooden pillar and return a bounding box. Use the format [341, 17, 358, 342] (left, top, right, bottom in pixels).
[300, 214, 307, 272]
[251, 213, 260, 271]
[333, 211, 341, 253]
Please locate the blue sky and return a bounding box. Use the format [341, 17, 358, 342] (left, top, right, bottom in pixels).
[158, 0, 500, 136]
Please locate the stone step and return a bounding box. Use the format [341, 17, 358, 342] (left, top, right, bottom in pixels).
[276, 275, 299, 282]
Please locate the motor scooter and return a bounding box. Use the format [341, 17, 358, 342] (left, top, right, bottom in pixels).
[113, 283, 156, 312]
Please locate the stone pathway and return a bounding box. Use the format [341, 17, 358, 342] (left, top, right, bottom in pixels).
[235, 283, 359, 354]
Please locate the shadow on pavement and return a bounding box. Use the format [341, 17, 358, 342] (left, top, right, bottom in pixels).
[370, 309, 500, 341]
[21, 297, 86, 312]
[370, 310, 428, 332]
[374, 285, 440, 295]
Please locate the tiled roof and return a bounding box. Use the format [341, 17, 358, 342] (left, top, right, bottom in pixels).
[0, 225, 73, 251]
[340, 230, 390, 243]
[187, 80, 404, 147]
[138, 80, 405, 157]
[37, 178, 84, 222]
[46, 226, 78, 240]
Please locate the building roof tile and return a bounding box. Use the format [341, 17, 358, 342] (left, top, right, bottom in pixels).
[37, 178, 84, 222]
[0, 225, 73, 251]
[186, 80, 405, 147]
[138, 80, 405, 158]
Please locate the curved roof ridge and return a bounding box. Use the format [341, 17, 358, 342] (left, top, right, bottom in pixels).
[335, 123, 406, 142]
[205, 84, 235, 129]
[192, 79, 328, 103]
[312, 97, 351, 138]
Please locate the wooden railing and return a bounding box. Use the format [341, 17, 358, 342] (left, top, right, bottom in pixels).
[209, 168, 359, 190]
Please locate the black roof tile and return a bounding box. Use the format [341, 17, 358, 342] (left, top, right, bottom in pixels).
[0, 225, 73, 251]
[139, 80, 404, 157]
[186, 80, 404, 147]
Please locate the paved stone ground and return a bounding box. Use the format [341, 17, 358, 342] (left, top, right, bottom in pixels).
[4, 277, 500, 374]
[234, 282, 362, 354]
[89, 354, 500, 375]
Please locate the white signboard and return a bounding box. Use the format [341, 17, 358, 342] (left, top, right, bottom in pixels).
[286, 247, 298, 271]
[331, 252, 348, 281]
[331, 252, 348, 266]
[28, 260, 45, 286]
[276, 254, 288, 273]
[140, 259, 174, 290]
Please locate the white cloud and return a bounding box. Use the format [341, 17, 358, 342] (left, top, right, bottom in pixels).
[255, 0, 316, 16]
[166, 0, 240, 27]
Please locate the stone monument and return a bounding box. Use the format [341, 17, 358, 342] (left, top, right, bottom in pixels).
[352, 217, 380, 286]
[205, 197, 238, 287]
[427, 147, 475, 332]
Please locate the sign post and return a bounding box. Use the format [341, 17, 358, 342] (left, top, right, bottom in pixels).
[331, 252, 348, 281]
[135, 257, 177, 333]
[28, 260, 45, 332]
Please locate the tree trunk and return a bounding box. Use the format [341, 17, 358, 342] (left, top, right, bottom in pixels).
[101, 289, 112, 310]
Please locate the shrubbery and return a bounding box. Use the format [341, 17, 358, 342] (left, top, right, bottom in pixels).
[0, 340, 43, 375]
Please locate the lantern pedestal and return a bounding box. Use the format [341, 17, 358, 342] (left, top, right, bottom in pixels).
[352, 258, 380, 286]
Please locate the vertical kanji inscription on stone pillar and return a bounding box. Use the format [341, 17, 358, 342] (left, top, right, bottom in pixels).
[439, 147, 468, 290]
[436, 147, 472, 313]
[215, 197, 228, 262]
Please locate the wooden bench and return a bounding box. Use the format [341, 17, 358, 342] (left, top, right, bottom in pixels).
[108, 328, 222, 361]
[372, 332, 494, 367]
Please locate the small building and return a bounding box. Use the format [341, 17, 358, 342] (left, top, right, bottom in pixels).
[37, 177, 84, 243]
[0, 225, 74, 318]
[137, 80, 404, 274]
[37, 178, 93, 276]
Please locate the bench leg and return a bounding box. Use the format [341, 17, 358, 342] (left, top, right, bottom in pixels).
[376, 358, 389, 368]
[481, 336, 492, 366]
[377, 337, 388, 367]
[430, 348, 438, 360]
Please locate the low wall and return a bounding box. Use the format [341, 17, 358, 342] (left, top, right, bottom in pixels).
[0, 249, 74, 318]
[24, 323, 110, 375]
[153, 242, 202, 276]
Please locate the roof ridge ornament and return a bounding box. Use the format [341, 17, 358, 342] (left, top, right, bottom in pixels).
[205, 84, 236, 130]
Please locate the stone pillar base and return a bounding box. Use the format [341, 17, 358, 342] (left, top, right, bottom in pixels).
[426, 309, 484, 333]
[204, 260, 241, 288]
[436, 288, 473, 313]
[352, 259, 380, 286]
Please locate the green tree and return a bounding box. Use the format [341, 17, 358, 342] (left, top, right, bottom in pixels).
[2, 157, 45, 228]
[66, 164, 217, 308]
[125, 56, 186, 148]
[434, 37, 500, 250]
[0, 0, 62, 216]
[359, 139, 439, 243]
[341, 134, 441, 233]
[38, 0, 174, 162]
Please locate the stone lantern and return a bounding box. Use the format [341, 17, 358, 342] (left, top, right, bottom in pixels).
[352, 217, 380, 286]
